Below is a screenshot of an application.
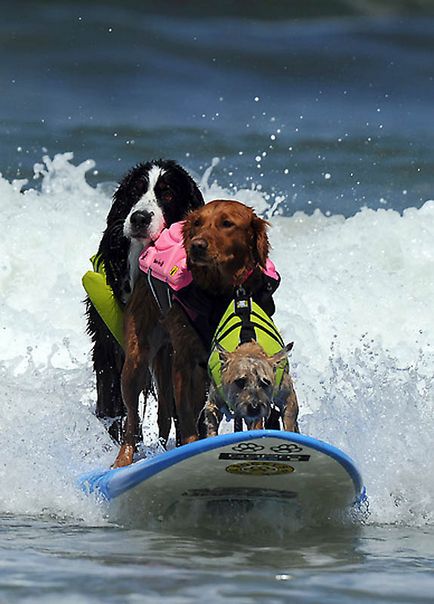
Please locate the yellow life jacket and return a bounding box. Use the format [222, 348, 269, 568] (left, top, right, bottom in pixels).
[82, 255, 124, 348]
[208, 294, 287, 404]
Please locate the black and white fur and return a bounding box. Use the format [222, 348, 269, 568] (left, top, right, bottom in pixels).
[85, 159, 204, 441]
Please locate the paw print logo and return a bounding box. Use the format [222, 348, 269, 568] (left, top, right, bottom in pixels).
[232, 442, 264, 452]
[270, 443, 303, 453]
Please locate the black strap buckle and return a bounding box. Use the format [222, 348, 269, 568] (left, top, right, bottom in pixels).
[233, 286, 255, 344]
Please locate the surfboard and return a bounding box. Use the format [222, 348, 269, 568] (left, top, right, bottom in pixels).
[79, 430, 366, 526]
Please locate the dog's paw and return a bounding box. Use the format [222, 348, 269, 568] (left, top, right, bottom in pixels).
[112, 444, 135, 468]
[181, 435, 199, 445]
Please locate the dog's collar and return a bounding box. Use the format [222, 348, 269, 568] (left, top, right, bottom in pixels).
[234, 266, 254, 286]
[235, 259, 280, 286]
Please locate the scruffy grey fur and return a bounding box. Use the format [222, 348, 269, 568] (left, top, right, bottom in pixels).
[198, 340, 299, 436]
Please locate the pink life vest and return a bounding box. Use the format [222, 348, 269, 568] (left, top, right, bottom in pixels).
[138, 221, 279, 290]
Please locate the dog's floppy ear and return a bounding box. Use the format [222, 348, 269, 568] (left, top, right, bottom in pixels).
[269, 342, 294, 367]
[182, 210, 197, 245]
[251, 213, 270, 267]
[166, 160, 204, 209]
[189, 181, 205, 209]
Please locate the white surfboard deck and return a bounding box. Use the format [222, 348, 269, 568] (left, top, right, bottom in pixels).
[79, 430, 366, 524]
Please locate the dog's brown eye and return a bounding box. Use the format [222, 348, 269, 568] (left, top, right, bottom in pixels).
[222, 219, 234, 228]
[162, 191, 173, 203]
[235, 377, 246, 389]
[193, 218, 201, 227]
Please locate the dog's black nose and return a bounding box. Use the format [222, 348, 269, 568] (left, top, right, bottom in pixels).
[246, 402, 260, 417]
[130, 210, 154, 229]
[190, 238, 208, 257]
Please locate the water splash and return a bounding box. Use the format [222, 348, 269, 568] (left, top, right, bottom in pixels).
[0, 350, 113, 523]
[302, 337, 434, 526]
[0, 152, 433, 527]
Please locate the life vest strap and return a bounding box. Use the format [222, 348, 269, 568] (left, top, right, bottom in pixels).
[233, 286, 256, 344]
[146, 268, 173, 314]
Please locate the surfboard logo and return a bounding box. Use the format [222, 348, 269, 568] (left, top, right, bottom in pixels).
[225, 462, 295, 476]
[270, 443, 303, 453]
[182, 487, 297, 500]
[231, 442, 264, 452]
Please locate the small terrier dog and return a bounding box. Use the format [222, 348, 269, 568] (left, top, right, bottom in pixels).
[198, 340, 299, 436]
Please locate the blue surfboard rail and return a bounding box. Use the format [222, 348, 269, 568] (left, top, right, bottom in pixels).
[79, 430, 366, 505]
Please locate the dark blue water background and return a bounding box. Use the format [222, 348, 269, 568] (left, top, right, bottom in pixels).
[2, 0, 433, 216]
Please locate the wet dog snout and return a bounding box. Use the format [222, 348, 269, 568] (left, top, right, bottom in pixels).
[130, 210, 154, 230]
[246, 402, 260, 418]
[189, 237, 209, 260]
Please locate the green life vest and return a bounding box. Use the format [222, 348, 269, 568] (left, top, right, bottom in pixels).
[208, 295, 288, 404]
[82, 254, 124, 348]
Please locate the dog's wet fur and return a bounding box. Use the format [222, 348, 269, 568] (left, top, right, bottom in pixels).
[85, 159, 203, 442]
[113, 200, 280, 467]
[198, 340, 299, 436]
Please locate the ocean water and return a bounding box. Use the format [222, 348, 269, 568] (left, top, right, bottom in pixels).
[1, 1, 434, 602]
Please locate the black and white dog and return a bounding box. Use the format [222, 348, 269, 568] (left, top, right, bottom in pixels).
[85, 159, 204, 441]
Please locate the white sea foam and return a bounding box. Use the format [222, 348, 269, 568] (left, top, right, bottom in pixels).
[0, 153, 433, 526]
